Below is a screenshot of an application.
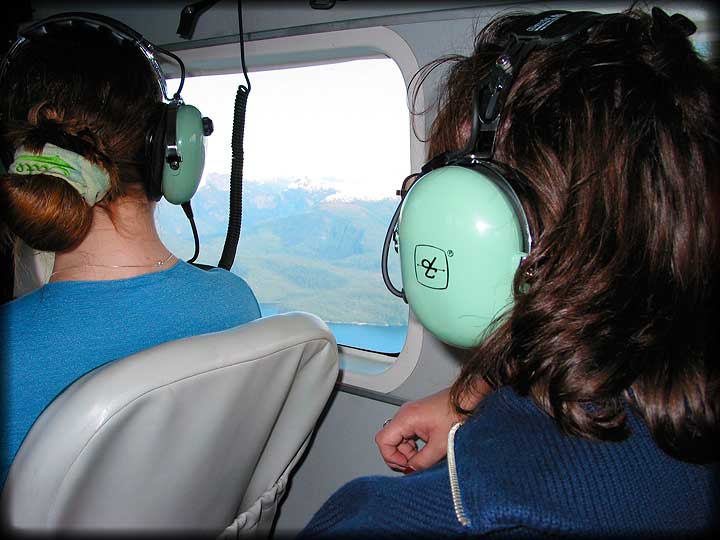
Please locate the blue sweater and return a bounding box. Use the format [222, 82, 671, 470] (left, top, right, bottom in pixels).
[301, 387, 718, 538]
[0, 261, 260, 482]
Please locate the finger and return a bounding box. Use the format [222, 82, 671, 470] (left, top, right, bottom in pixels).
[383, 451, 410, 470]
[375, 423, 419, 462]
[407, 437, 448, 471]
[376, 426, 423, 470]
[376, 434, 409, 468]
[396, 440, 418, 461]
[386, 462, 413, 474]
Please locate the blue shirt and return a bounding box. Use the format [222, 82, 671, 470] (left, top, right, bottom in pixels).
[1, 261, 260, 482]
[301, 388, 718, 538]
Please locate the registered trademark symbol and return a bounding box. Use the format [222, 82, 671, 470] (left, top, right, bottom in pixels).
[447, 250, 454, 257]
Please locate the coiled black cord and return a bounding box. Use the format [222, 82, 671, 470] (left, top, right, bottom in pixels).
[218, 85, 248, 270]
[217, 0, 251, 271]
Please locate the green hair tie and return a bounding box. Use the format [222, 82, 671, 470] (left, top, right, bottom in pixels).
[9, 144, 111, 206]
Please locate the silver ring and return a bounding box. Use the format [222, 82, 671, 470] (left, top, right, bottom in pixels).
[383, 418, 393, 428]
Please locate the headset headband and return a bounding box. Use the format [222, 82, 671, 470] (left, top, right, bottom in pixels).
[468, 11, 609, 157]
[0, 11, 207, 206]
[0, 12, 180, 102]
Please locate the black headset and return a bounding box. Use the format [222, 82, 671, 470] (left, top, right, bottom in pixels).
[0, 12, 213, 205]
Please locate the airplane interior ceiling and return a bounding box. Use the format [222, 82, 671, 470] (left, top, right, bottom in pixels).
[29, 1, 498, 45]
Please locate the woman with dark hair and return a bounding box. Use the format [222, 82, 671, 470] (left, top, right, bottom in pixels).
[0, 19, 260, 483]
[302, 7, 718, 537]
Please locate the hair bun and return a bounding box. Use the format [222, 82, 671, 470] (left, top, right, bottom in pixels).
[0, 171, 93, 252]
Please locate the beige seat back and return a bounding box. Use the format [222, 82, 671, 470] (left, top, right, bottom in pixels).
[1, 311, 339, 537]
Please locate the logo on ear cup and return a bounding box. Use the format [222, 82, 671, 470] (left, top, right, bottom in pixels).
[414, 244, 448, 289]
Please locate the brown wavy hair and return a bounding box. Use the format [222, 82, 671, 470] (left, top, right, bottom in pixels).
[418, 9, 719, 463]
[0, 20, 163, 252]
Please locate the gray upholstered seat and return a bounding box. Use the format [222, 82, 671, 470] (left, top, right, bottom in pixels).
[1, 311, 339, 537]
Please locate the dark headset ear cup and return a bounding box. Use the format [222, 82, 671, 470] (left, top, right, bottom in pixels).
[145, 106, 168, 201]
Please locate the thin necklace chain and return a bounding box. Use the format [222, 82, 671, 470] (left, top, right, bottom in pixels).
[49, 253, 177, 279]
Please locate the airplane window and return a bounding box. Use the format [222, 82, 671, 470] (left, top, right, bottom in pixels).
[156, 58, 409, 354]
[693, 40, 714, 59]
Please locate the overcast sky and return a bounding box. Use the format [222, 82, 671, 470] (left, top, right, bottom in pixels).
[171, 58, 412, 200]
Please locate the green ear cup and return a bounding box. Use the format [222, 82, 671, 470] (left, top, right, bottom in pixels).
[397, 165, 528, 348]
[161, 104, 205, 205]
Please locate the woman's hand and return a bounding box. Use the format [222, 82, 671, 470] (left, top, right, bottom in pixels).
[375, 382, 491, 472]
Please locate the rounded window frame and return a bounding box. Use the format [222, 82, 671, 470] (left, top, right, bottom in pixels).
[173, 26, 426, 393]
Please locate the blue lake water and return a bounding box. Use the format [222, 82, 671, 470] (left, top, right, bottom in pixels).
[327, 322, 407, 354]
[259, 304, 407, 354]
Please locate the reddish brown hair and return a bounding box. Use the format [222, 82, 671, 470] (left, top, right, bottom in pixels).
[420, 9, 719, 463]
[0, 21, 162, 252]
